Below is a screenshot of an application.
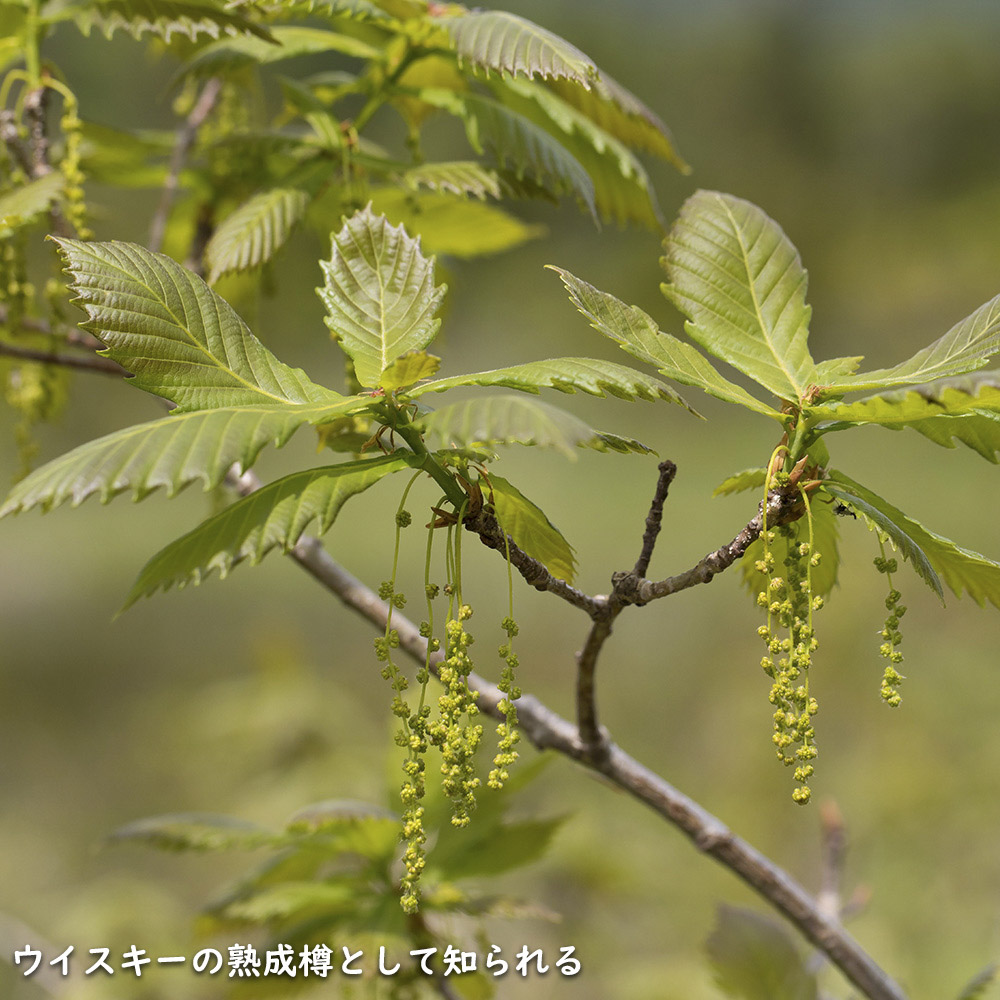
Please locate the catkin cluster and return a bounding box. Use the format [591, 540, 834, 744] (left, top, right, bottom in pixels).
[874, 552, 906, 707]
[756, 520, 823, 804]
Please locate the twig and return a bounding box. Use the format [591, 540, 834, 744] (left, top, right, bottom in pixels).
[148, 78, 223, 253]
[818, 799, 848, 922]
[634, 459, 676, 577]
[274, 509, 908, 1000]
[0, 340, 122, 375]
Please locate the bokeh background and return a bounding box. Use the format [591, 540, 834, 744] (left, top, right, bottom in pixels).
[4, 1, 1000, 997]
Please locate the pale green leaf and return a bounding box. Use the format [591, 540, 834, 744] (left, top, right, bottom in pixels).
[488, 474, 575, 584]
[550, 266, 778, 417]
[317, 205, 446, 388]
[497, 78, 662, 228]
[0, 401, 368, 514]
[809, 372, 1000, 462]
[812, 355, 863, 383]
[181, 24, 381, 78]
[219, 881, 356, 923]
[706, 906, 818, 1000]
[420, 394, 653, 458]
[124, 454, 414, 606]
[824, 471, 1000, 609]
[0, 173, 64, 236]
[661, 190, 817, 401]
[206, 187, 310, 283]
[278, 0, 394, 21]
[431, 815, 566, 881]
[79, 121, 175, 188]
[109, 813, 272, 851]
[52, 238, 339, 411]
[547, 74, 687, 170]
[379, 350, 441, 391]
[417, 89, 596, 219]
[823, 294, 1000, 392]
[369, 188, 543, 258]
[401, 161, 502, 200]
[411, 357, 690, 407]
[741, 497, 840, 600]
[713, 468, 766, 497]
[50, 0, 274, 41]
[440, 10, 596, 87]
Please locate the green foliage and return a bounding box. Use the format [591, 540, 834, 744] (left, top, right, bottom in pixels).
[317, 205, 446, 388]
[706, 906, 817, 1000]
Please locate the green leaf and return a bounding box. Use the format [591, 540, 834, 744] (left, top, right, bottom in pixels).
[823, 294, 1000, 393]
[124, 454, 413, 606]
[378, 350, 441, 391]
[219, 880, 357, 924]
[494, 78, 662, 228]
[206, 188, 310, 283]
[808, 372, 1000, 462]
[547, 74, 687, 170]
[0, 401, 367, 515]
[181, 24, 382, 78]
[420, 394, 653, 458]
[109, 813, 272, 852]
[317, 205, 447, 388]
[713, 467, 766, 497]
[824, 470, 1000, 609]
[430, 815, 566, 881]
[411, 357, 690, 407]
[52, 0, 274, 42]
[0, 173, 64, 237]
[79, 121, 175, 188]
[488, 474, 575, 583]
[440, 10, 597, 87]
[550, 266, 779, 417]
[401, 161, 502, 200]
[741, 497, 840, 600]
[369, 188, 543, 258]
[417, 89, 596, 220]
[51, 238, 339, 411]
[706, 906, 818, 1000]
[661, 190, 817, 401]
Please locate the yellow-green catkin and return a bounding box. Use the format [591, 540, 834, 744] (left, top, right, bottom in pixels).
[488, 525, 520, 789]
[58, 90, 91, 240]
[874, 543, 905, 707]
[427, 522, 483, 829]
[757, 491, 823, 804]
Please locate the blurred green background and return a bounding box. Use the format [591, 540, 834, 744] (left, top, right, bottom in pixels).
[4, 1, 1000, 997]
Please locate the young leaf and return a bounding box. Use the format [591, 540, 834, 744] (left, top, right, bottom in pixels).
[440, 10, 597, 87]
[369, 188, 542, 258]
[706, 906, 818, 1000]
[411, 357, 691, 407]
[417, 89, 596, 220]
[661, 191, 817, 402]
[0, 402, 367, 515]
[488, 474, 575, 583]
[550, 266, 780, 417]
[378, 350, 441, 391]
[496, 78, 662, 228]
[821, 294, 1000, 393]
[51, 239, 340, 411]
[56, 0, 274, 42]
[420, 394, 653, 458]
[206, 188, 310, 283]
[430, 815, 566, 881]
[124, 454, 415, 606]
[713, 468, 766, 497]
[808, 372, 1000, 462]
[0, 173, 65, 237]
[824, 470, 1000, 609]
[401, 161, 503, 200]
[317, 206, 447, 388]
[109, 813, 272, 852]
[954, 963, 999, 1000]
